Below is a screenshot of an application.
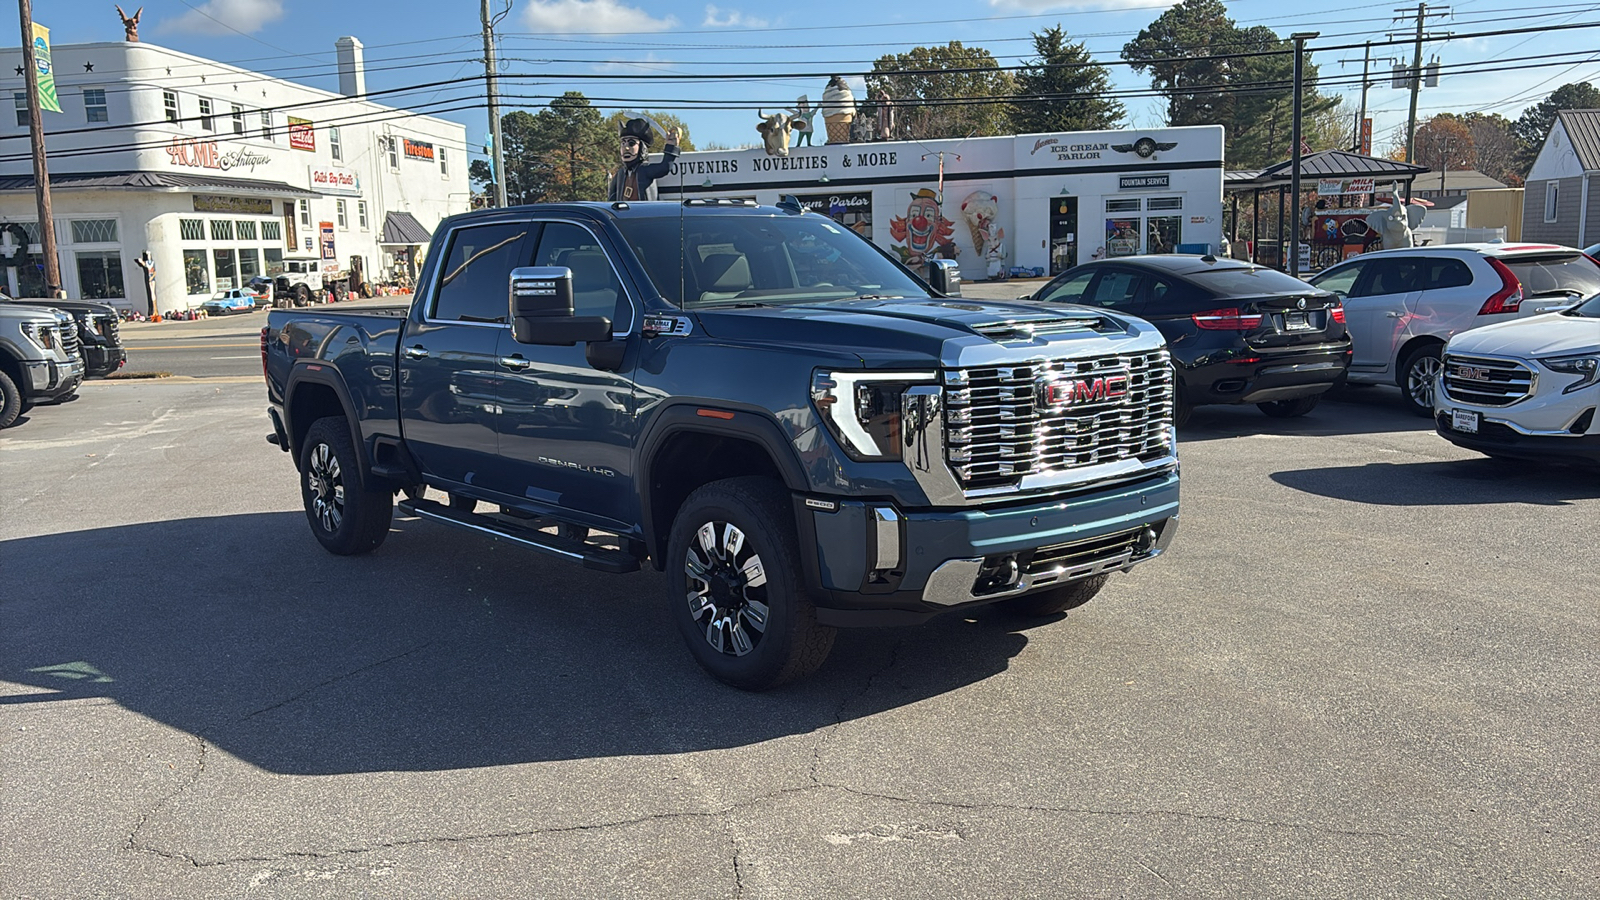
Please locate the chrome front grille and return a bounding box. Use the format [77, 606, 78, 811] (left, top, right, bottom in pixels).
[59, 324, 80, 359]
[1443, 354, 1533, 407]
[943, 350, 1173, 487]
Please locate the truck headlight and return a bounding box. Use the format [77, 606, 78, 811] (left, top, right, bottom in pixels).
[22, 322, 54, 350]
[811, 370, 936, 460]
[1539, 354, 1600, 393]
[80, 315, 100, 335]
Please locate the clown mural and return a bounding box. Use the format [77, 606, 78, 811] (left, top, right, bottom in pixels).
[889, 188, 957, 268]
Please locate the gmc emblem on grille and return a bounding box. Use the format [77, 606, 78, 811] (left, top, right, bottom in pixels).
[1039, 373, 1130, 407]
[1455, 365, 1491, 381]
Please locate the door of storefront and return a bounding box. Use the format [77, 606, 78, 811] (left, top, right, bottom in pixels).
[1048, 196, 1078, 275]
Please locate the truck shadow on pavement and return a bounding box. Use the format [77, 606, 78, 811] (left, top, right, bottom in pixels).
[1, 512, 1034, 775]
[1270, 457, 1600, 506]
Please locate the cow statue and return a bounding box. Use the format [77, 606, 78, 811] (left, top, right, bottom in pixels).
[756, 110, 805, 157]
[1365, 193, 1426, 250]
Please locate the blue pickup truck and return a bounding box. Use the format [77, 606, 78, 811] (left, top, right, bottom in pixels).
[262, 199, 1180, 689]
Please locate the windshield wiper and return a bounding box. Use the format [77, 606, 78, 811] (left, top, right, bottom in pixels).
[854, 294, 907, 300]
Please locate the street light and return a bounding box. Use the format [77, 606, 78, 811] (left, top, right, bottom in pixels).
[1289, 32, 1319, 278]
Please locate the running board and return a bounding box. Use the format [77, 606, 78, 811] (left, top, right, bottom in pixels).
[396, 498, 641, 574]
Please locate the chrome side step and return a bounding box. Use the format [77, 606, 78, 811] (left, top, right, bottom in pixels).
[396, 498, 641, 574]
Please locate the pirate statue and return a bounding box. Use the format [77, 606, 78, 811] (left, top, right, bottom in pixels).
[607, 118, 680, 202]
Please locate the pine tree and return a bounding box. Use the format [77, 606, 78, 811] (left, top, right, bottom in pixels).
[1009, 26, 1125, 134]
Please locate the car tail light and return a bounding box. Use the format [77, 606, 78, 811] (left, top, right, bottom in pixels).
[1191, 307, 1264, 330]
[260, 326, 270, 380]
[1329, 304, 1346, 324]
[1478, 258, 1524, 315]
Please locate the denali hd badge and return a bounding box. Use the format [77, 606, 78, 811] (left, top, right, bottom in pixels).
[1039, 373, 1130, 408]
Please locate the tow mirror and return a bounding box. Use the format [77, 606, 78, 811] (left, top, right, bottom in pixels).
[508, 266, 611, 345]
[927, 258, 962, 298]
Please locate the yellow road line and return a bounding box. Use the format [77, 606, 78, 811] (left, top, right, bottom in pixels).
[122, 343, 259, 350]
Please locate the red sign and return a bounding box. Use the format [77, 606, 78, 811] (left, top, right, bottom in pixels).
[1360, 118, 1373, 156]
[289, 117, 315, 152]
[167, 135, 219, 169]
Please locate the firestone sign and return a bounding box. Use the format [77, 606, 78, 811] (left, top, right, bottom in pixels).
[402, 138, 435, 161]
[166, 135, 272, 173]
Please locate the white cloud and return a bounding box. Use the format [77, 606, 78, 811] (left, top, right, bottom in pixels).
[703, 5, 770, 27]
[159, 0, 285, 35]
[521, 0, 677, 34]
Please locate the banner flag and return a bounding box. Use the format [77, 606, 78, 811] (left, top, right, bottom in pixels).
[32, 23, 61, 113]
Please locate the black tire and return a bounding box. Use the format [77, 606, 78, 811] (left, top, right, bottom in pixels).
[1257, 395, 1321, 418]
[1173, 392, 1194, 428]
[299, 416, 393, 555]
[295, 284, 311, 307]
[998, 574, 1110, 617]
[0, 370, 22, 430]
[1399, 343, 1444, 417]
[666, 477, 836, 690]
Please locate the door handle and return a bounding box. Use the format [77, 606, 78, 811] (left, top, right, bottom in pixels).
[500, 356, 532, 371]
[1385, 312, 1402, 318]
[403, 345, 429, 359]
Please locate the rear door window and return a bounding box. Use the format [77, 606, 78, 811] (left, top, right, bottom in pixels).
[1423, 258, 1474, 290]
[1143, 277, 1213, 317]
[432, 222, 533, 323]
[1355, 258, 1424, 297]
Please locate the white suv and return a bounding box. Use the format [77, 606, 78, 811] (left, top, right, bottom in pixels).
[1309, 244, 1599, 415]
[1434, 296, 1600, 466]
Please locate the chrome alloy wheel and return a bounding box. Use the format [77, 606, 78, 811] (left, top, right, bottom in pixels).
[306, 442, 346, 533]
[684, 521, 770, 657]
[1407, 354, 1443, 409]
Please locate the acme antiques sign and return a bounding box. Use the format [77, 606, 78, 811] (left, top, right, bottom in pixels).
[166, 136, 273, 173]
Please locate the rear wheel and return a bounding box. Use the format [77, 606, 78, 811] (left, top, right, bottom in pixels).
[998, 574, 1109, 617]
[1257, 395, 1321, 418]
[299, 417, 393, 555]
[1400, 343, 1444, 417]
[295, 284, 311, 307]
[666, 477, 835, 690]
[0, 371, 22, 429]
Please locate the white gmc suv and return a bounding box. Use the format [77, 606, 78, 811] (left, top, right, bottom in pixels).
[1309, 244, 1598, 416]
[1434, 294, 1600, 466]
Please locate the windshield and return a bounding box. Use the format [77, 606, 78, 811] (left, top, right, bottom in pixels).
[614, 213, 930, 307]
[1503, 254, 1600, 299]
[1192, 265, 1323, 295]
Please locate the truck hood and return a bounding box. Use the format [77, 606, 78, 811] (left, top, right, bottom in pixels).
[1447, 311, 1600, 359]
[690, 297, 1154, 364]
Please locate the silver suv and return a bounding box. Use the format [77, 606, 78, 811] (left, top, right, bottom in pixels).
[0, 304, 84, 429]
[1309, 243, 1598, 415]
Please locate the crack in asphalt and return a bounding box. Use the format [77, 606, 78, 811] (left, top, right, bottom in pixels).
[239, 643, 434, 721]
[809, 638, 904, 787]
[126, 733, 209, 864]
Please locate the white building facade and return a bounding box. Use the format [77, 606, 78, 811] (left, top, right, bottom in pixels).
[0, 37, 469, 311]
[660, 126, 1225, 279]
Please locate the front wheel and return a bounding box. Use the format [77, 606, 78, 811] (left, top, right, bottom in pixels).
[1400, 344, 1444, 417]
[0, 370, 22, 429]
[1257, 395, 1321, 418]
[666, 477, 835, 690]
[299, 417, 393, 555]
[997, 574, 1109, 617]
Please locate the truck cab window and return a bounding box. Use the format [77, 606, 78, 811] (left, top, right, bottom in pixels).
[534, 222, 622, 322]
[432, 223, 530, 323]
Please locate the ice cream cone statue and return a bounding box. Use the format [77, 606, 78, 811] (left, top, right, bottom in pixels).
[822, 76, 856, 144]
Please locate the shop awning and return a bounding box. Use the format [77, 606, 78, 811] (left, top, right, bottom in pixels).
[0, 170, 320, 197]
[380, 211, 432, 245]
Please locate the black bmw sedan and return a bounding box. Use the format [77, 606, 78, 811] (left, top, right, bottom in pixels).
[1020, 255, 1352, 426]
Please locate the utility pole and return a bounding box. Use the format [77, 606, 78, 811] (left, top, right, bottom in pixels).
[17, 0, 60, 295]
[1356, 42, 1371, 152]
[480, 0, 508, 208]
[1289, 33, 1318, 278]
[1397, 2, 1448, 200]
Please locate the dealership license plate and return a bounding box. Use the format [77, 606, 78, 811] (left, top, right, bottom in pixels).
[1284, 311, 1313, 331]
[1451, 409, 1480, 434]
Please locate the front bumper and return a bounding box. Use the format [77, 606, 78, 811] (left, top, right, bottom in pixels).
[1436, 412, 1600, 463]
[24, 356, 85, 401]
[82, 344, 127, 378]
[1435, 363, 1600, 464]
[800, 471, 1180, 625]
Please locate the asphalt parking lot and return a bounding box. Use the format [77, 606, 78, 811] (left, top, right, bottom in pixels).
[2, 370, 1597, 897]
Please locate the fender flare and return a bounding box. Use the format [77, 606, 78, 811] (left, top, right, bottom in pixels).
[283, 362, 373, 485]
[635, 402, 810, 561]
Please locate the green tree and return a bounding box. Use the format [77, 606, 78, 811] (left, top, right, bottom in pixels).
[1457, 112, 1521, 184]
[469, 92, 613, 204]
[470, 109, 557, 205]
[865, 42, 1016, 139]
[1511, 81, 1600, 176]
[1008, 26, 1125, 133]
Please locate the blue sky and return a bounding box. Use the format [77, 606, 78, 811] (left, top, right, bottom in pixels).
[32, 0, 1600, 164]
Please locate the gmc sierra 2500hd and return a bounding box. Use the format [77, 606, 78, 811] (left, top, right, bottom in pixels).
[263, 199, 1180, 689]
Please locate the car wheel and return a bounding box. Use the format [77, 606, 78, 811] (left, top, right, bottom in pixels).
[1257, 395, 1320, 418]
[666, 476, 836, 690]
[1173, 392, 1194, 428]
[1400, 344, 1444, 417]
[998, 574, 1109, 617]
[0, 370, 22, 429]
[299, 416, 393, 555]
[295, 285, 311, 307]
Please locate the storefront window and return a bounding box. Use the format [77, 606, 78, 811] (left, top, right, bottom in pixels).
[76, 251, 125, 300]
[265, 249, 284, 275]
[17, 259, 46, 297]
[1106, 218, 1141, 257]
[1148, 196, 1184, 211]
[239, 249, 261, 279]
[1106, 198, 1141, 213]
[213, 249, 237, 290]
[210, 220, 234, 241]
[1147, 216, 1182, 254]
[179, 219, 205, 241]
[70, 219, 118, 243]
[262, 220, 281, 242]
[183, 249, 210, 295]
[237, 220, 258, 241]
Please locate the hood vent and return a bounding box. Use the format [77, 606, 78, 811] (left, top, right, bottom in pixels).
[972, 316, 1103, 342]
